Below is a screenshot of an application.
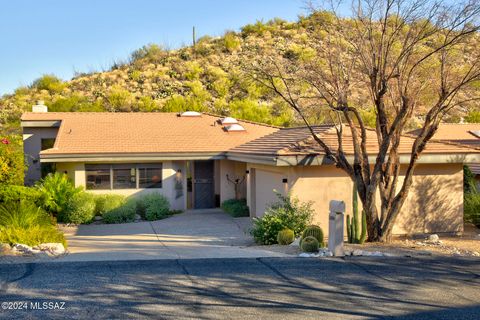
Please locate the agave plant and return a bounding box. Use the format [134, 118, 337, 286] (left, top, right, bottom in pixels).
[36, 172, 81, 216]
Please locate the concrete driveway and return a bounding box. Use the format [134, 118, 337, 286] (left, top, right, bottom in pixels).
[59, 209, 288, 262]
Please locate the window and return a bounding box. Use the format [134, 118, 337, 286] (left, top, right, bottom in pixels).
[86, 164, 111, 190]
[41, 138, 55, 150]
[113, 164, 136, 189]
[139, 165, 163, 188]
[85, 163, 163, 190]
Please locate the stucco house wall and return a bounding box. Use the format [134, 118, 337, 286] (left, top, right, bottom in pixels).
[23, 127, 59, 185]
[246, 162, 464, 237]
[219, 159, 247, 203]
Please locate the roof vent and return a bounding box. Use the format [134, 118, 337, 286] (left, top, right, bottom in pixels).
[32, 100, 48, 113]
[221, 117, 239, 125]
[224, 124, 246, 132]
[180, 111, 202, 117]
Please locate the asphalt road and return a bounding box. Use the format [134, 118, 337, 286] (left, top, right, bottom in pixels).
[0, 257, 479, 319]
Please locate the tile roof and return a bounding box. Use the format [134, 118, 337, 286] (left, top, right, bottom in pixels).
[21, 112, 279, 155]
[409, 123, 480, 150]
[229, 125, 480, 157]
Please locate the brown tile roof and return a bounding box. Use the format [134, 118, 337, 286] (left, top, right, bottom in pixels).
[229, 125, 480, 157]
[21, 112, 279, 155]
[409, 123, 480, 149]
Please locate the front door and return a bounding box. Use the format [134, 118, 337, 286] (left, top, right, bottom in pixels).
[193, 160, 215, 209]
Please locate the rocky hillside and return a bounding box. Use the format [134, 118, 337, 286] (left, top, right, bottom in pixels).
[1, 14, 479, 133]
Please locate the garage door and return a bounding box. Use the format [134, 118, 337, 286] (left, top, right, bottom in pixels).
[254, 169, 285, 217]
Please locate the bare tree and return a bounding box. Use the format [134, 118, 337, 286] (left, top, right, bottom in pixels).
[251, 0, 480, 241]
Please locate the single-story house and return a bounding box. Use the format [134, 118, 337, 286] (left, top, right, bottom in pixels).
[410, 123, 480, 189]
[21, 108, 480, 236]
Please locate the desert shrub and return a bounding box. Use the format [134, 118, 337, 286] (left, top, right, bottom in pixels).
[31, 74, 66, 94]
[36, 172, 82, 217]
[250, 193, 313, 245]
[94, 194, 126, 216]
[0, 185, 41, 204]
[0, 200, 66, 247]
[0, 135, 24, 185]
[224, 31, 240, 52]
[465, 110, 480, 123]
[137, 193, 170, 221]
[300, 236, 319, 253]
[465, 193, 480, 227]
[102, 200, 137, 224]
[60, 192, 96, 224]
[221, 199, 249, 217]
[106, 86, 135, 112]
[277, 228, 295, 245]
[130, 44, 165, 64]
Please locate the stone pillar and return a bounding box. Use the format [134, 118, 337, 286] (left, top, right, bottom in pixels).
[328, 200, 345, 257]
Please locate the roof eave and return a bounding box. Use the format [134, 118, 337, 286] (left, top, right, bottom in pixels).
[39, 152, 227, 163]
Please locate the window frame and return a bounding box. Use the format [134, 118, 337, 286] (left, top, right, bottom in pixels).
[85, 163, 163, 190]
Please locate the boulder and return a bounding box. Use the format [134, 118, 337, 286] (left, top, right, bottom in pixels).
[134, 214, 142, 221]
[289, 238, 301, 247]
[94, 216, 103, 221]
[12, 244, 34, 254]
[36, 243, 66, 256]
[352, 249, 364, 256]
[0, 243, 11, 253]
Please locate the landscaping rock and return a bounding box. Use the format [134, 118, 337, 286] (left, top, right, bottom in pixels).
[94, 216, 103, 221]
[0, 243, 11, 253]
[352, 249, 364, 256]
[428, 234, 439, 242]
[134, 214, 142, 221]
[289, 238, 301, 247]
[299, 252, 315, 258]
[36, 243, 66, 256]
[12, 244, 34, 254]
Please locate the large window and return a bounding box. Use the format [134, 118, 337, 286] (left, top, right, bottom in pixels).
[86, 164, 111, 190]
[85, 163, 163, 190]
[139, 165, 163, 188]
[113, 164, 136, 189]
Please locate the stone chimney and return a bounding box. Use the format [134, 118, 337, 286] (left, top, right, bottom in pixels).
[32, 100, 48, 113]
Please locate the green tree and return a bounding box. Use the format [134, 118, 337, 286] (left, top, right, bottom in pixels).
[0, 135, 24, 185]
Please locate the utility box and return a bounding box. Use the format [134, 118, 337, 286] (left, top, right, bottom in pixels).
[328, 200, 345, 257]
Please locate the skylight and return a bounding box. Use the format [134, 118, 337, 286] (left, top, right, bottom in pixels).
[180, 111, 202, 117]
[470, 130, 480, 139]
[221, 117, 239, 125]
[224, 124, 246, 132]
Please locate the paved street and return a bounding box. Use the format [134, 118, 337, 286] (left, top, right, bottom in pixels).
[0, 256, 479, 319]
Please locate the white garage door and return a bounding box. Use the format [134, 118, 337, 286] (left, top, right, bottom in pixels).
[254, 169, 285, 217]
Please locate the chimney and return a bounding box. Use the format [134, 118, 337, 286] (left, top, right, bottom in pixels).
[32, 100, 48, 113]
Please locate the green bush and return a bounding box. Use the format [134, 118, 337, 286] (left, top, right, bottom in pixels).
[300, 236, 319, 253]
[0, 200, 66, 247]
[94, 194, 126, 216]
[277, 228, 295, 245]
[36, 172, 82, 217]
[465, 193, 480, 227]
[221, 199, 249, 217]
[0, 135, 25, 185]
[31, 74, 66, 94]
[138, 193, 170, 221]
[250, 193, 313, 245]
[0, 185, 41, 204]
[302, 225, 324, 247]
[60, 192, 96, 224]
[102, 200, 137, 224]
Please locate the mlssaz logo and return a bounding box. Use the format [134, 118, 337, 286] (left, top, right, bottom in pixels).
[30, 301, 66, 310]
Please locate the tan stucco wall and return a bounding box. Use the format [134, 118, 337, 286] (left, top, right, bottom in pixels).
[247, 163, 464, 237]
[219, 159, 247, 203]
[56, 160, 187, 210]
[23, 127, 59, 185]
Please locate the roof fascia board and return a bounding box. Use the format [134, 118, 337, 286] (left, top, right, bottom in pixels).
[40, 152, 226, 163]
[226, 153, 277, 165]
[21, 120, 61, 128]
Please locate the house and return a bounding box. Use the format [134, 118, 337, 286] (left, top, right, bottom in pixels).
[409, 123, 480, 188]
[21, 108, 480, 236]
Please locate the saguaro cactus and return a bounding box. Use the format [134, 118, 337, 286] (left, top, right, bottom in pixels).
[347, 183, 367, 244]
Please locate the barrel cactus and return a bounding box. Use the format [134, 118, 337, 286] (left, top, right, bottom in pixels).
[300, 236, 319, 253]
[277, 228, 295, 245]
[302, 225, 324, 247]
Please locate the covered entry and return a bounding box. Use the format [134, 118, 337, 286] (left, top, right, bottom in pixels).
[192, 160, 215, 209]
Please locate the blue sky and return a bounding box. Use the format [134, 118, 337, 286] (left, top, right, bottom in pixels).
[0, 0, 306, 95]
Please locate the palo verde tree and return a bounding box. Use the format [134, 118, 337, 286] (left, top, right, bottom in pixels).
[251, 0, 480, 241]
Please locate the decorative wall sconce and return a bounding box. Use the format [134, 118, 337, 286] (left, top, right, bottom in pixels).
[282, 178, 288, 183]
